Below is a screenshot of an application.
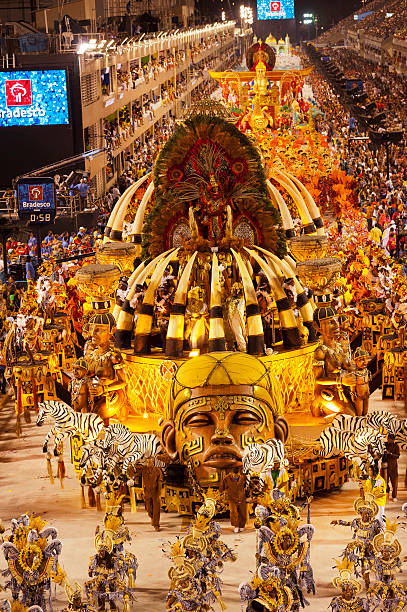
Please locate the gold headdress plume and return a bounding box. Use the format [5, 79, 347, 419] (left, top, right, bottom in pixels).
[373, 518, 401, 557]
[194, 514, 210, 534]
[332, 558, 361, 593]
[204, 488, 222, 504]
[105, 491, 126, 517]
[197, 488, 222, 519]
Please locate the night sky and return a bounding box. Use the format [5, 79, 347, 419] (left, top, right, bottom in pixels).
[295, 0, 362, 27]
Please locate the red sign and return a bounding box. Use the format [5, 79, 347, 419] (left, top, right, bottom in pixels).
[5, 79, 32, 107]
[28, 185, 44, 201]
[270, 1, 281, 11]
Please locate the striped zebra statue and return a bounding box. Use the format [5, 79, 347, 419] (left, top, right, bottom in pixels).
[242, 439, 287, 475]
[316, 425, 386, 468]
[37, 400, 105, 454]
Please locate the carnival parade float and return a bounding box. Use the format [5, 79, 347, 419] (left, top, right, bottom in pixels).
[5, 40, 400, 522]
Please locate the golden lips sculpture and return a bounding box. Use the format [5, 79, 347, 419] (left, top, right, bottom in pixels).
[96, 242, 138, 276]
[75, 263, 121, 312]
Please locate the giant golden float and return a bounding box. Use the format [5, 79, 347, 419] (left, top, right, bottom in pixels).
[9, 42, 355, 505]
[65, 90, 349, 500]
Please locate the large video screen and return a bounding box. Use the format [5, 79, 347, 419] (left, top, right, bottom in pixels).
[0, 69, 69, 127]
[257, 0, 295, 20]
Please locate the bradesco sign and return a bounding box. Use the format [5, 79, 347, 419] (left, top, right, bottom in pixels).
[17, 177, 56, 224]
[0, 70, 69, 127]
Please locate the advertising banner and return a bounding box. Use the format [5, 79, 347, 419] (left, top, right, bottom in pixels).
[0, 70, 69, 127]
[17, 176, 56, 225]
[257, 0, 295, 20]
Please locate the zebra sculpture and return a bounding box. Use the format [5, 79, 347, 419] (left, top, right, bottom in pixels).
[79, 423, 163, 487]
[101, 423, 161, 473]
[316, 425, 386, 468]
[242, 439, 287, 475]
[37, 400, 105, 454]
[331, 411, 407, 449]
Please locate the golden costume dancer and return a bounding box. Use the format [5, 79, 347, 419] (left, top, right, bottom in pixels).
[368, 520, 407, 611]
[86, 313, 129, 422]
[312, 304, 358, 417]
[185, 286, 209, 352]
[329, 559, 368, 612]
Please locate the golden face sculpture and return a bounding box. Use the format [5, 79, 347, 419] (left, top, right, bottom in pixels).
[91, 324, 112, 347]
[320, 316, 341, 343]
[161, 352, 288, 486]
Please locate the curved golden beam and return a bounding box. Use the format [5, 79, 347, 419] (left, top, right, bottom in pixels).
[165, 252, 198, 357]
[134, 249, 179, 354]
[104, 173, 151, 242]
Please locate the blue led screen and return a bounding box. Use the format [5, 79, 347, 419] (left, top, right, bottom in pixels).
[0, 70, 69, 127]
[257, 0, 295, 20]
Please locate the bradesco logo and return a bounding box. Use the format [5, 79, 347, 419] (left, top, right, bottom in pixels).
[28, 185, 44, 201]
[270, 1, 281, 11]
[5, 79, 32, 106]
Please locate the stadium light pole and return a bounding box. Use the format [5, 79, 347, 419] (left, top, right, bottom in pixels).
[303, 13, 314, 39]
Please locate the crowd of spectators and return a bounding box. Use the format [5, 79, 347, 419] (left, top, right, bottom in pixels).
[316, 0, 407, 44]
[307, 48, 407, 267]
[315, 0, 387, 45]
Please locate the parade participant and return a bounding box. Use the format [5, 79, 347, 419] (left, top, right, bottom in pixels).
[331, 494, 382, 589]
[256, 516, 314, 611]
[351, 348, 372, 417]
[61, 583, 95, 612]
[155, 284, 174, 349]
[85, 494, 137, 611]
[329, 559, 369, 612]
[247, 472, 270, 514]
[224, 282, 247, 352]
[196, 490, 237, 569]
[185, 286, 209, 352]
[25, 256, 36, 284]
[1, 514, 64, 611]
[265, 458, 290, 498]
[141, 456, 162, 531]
[383, 434, 400, 502]
[165, 539, 203, 611]
[239, 570, 294, 612]
[220, 465, 247, 533]
[362, 464, 387, 525]
[69, 358, 92, 413]
[369, 520, 407, 612]
[312, 304, 357, 416]
[115, 278, 128, 308]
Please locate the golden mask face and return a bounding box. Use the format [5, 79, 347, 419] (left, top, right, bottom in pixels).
[320, 316, 341, 343]
[165, 395, 275, 485]
[90, 324, 112, 346]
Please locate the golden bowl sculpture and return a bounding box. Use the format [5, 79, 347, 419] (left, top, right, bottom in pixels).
[289, 235, 329, 262]
[296, 257, 342, 295]
[96, 242, 138, 276]
[76, 263, 121, 311]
